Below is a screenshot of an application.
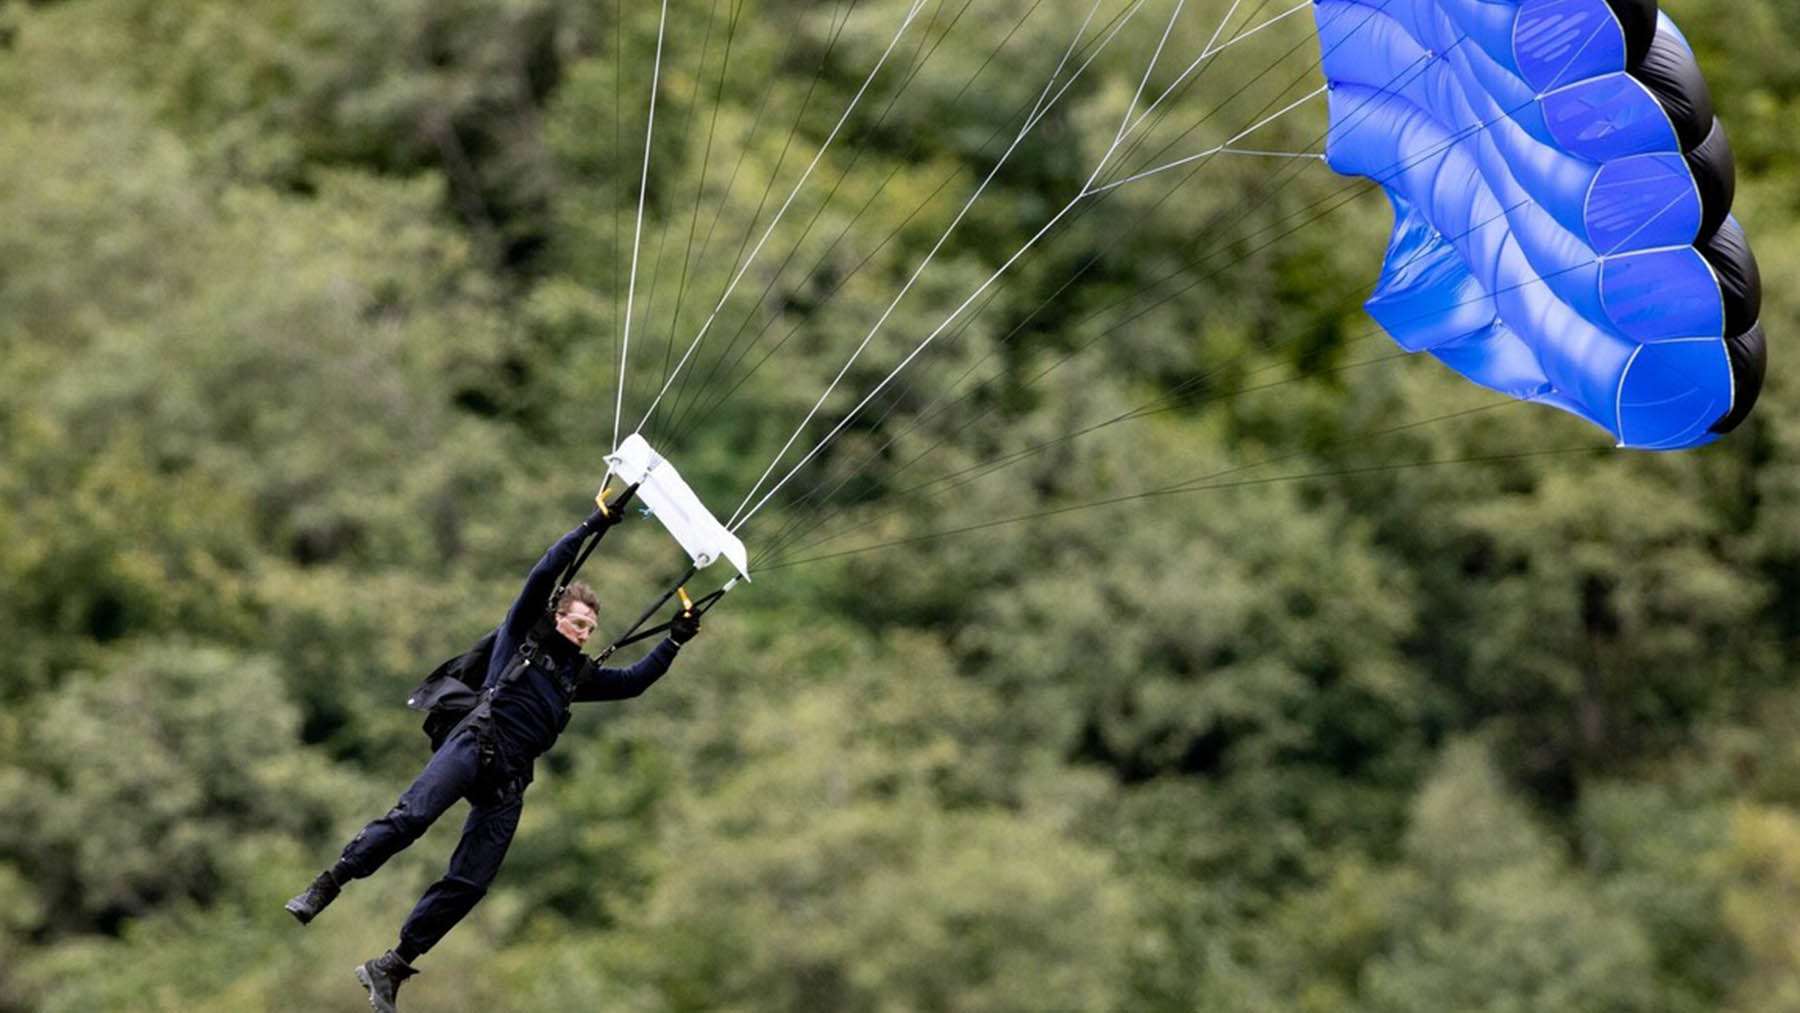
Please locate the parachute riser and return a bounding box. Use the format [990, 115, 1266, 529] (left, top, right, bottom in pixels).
[595, 568, 738, 662]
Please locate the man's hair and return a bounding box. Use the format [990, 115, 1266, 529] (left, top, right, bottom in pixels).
[558, 582, 600, 615]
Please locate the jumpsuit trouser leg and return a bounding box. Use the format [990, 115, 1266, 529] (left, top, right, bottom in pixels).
[334, 727, 485, 880]
[330, 724, 528, 958]
[396, 788, 524, 956]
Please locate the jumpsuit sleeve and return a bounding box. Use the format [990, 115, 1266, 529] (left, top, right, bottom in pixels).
[572, 639, 681, 701]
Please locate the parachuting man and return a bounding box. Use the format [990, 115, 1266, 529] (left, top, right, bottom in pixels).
[283, 488, 700, 1013]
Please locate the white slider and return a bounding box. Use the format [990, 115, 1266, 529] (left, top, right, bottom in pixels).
[606, 434, 751, 581]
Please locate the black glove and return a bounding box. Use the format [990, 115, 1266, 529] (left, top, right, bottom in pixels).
[586, 503, 626, 531]
[586, 484, 638, 531]
[602, 483, 639, 524]
[669, 612, 701, 644]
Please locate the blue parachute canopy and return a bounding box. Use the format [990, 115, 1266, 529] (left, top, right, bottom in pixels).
[1313, 0, 1765, 449]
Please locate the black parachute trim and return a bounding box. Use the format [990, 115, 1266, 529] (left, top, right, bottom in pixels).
[1618, 6, 1763, 435]
[1633, 22, 1716, 151]
[1699, 216, 1763, 339]
[1684, 118, 1737, 241]
[1604, 0, 1660, 68]
[1712, 321, 1768, 435]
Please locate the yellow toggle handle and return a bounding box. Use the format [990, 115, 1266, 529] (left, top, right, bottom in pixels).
[677, 587, 693, 615]
[595, 481, 614, 517]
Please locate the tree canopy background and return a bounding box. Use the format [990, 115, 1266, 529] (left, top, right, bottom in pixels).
[4, 0, 1800, 1009]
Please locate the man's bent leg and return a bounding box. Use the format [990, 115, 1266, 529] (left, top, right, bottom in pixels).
[395, 789, 524, 959]
[332, 729, 484, 882]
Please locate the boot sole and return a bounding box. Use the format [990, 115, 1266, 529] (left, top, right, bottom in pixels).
[353, 964, 397, 1013]
[282, 900, 314, 925]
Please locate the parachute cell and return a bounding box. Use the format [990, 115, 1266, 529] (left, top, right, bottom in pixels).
[1313, 0, 1766, 449]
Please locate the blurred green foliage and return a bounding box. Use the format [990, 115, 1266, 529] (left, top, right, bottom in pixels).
[3, 0, 1800, 1009]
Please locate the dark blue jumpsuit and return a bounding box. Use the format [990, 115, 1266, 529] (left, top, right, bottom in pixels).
[331, 515, 682, 959]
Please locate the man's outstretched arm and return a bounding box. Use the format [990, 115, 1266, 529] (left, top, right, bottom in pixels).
[500, 507, 615, 644]
[573, 638, 683, 701]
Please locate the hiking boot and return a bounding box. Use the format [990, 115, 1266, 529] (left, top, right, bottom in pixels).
[354, 950, 417, 1013]
[282, 870, 340, 925]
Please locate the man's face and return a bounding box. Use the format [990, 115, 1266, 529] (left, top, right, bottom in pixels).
[555, 601, 599, 647]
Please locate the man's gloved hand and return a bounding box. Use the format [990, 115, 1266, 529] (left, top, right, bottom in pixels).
[584, 506, 620, 531]
[587, 500, 632, 531]
[593, 483, 638, 527]
[669, 612, 701, 644]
